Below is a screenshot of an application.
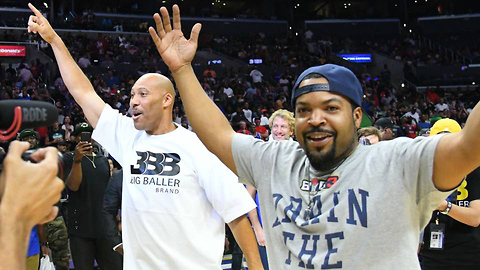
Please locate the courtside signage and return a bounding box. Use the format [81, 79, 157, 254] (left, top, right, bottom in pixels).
[0, 45, 26, 57]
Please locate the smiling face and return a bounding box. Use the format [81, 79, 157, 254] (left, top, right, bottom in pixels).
[271, 116, 292, 141]
[130, 74, 175, 134]
[294, 77, 362, 172]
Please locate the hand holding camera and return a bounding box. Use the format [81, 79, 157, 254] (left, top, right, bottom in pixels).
[0, 141, 64, 228]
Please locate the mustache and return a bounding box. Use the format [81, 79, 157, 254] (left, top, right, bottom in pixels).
[302, 127, 336, 138]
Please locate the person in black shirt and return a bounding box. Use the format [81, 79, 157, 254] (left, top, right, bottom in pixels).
[63, 123, 122, 270]
[420, 119, 480, 270]
[45, 121, 65, 147]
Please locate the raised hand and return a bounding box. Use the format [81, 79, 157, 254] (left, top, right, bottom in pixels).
[27, 3, 59, 44]
[149, 5, 202, 72]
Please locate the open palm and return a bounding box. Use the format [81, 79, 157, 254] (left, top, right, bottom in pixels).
[149, 5, 202, 72]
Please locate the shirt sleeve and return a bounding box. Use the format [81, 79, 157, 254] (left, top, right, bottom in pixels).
[92, 104, 136, 162]
[195, 137, 256, 223]
[391, 135, 455, 209]
[231, 133, 279, 188]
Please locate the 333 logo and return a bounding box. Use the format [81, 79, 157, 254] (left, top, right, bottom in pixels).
[130, 151, 181, 176]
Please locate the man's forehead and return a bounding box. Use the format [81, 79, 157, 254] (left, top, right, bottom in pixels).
[296, 90, 347, 104]
[273, 116, 289, 125]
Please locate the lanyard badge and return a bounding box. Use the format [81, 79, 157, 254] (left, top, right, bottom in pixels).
[429, 220, 445, 250]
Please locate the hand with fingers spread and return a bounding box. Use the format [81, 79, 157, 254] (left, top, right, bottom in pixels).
[27, 3, 59, 44]
[149, 4, 202, 72]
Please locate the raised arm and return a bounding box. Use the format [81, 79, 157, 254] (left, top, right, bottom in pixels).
[434, 103, 480, 190]
[27, 4, 105, 128]
[149, 5, 237, 174]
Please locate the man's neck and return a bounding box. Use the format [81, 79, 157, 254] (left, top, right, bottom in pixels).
[147, 122, 177, 135]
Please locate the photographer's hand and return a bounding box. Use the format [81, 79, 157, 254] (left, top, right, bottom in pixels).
[0, 141, 64, 270]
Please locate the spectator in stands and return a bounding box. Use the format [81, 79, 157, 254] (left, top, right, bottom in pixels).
[250, 66, 263, 84]
[78, 54, 91, 68]
[357, 126, 381, 145]
[223, 81, 234, 98]
[237, 120, 251, 135]
[18, 64, 34, 85]
[45, 120, 65, 146]
[61, 116, 74, 142]
[231, 106, 249, 125]
[418, 113, 431, 129]
[435, 98, 449, 112]
[374, 117, 395, 140]
[243, 102, 253, 123]
[203, 64, 216, 79]
[268, 109, 294, 141]
[253, 118, 268, 141]
[105, 71, 120, 89]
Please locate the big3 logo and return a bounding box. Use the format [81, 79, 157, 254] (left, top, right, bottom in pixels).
[130, 151, 181, 176]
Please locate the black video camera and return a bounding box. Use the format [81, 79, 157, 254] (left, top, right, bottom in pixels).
[0, 149, 65, 179]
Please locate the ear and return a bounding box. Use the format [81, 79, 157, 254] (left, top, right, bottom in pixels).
[163, 93, 174, 108]
[353, 107, 362, 129]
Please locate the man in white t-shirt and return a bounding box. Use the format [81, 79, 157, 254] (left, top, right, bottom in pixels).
[223, 81, 234, 98]
[28, 5, 262, 270]
[250, 67, 263, 84]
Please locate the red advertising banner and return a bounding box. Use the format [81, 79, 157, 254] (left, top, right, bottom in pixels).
[0, 45, 26, 57]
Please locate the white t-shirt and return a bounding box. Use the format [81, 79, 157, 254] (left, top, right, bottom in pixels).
[250, 69, 263, 83]
[93, 105, 256, 270]
[243, 109, 253, 123]
[223, 87, 234, 98]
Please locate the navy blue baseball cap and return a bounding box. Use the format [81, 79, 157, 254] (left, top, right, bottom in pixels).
[291, 64, 363, 108]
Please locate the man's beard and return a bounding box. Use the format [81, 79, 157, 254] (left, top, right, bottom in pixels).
[304, 128, 355, 172]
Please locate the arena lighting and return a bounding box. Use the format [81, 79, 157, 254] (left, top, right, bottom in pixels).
[401, 83, 405, 88]
[409, 29, 412, 33]
[43, 2, 48, 8]
[473, 82, 476, 85]
[223, 3, 226, 5]
[404, 23, 407, 27]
